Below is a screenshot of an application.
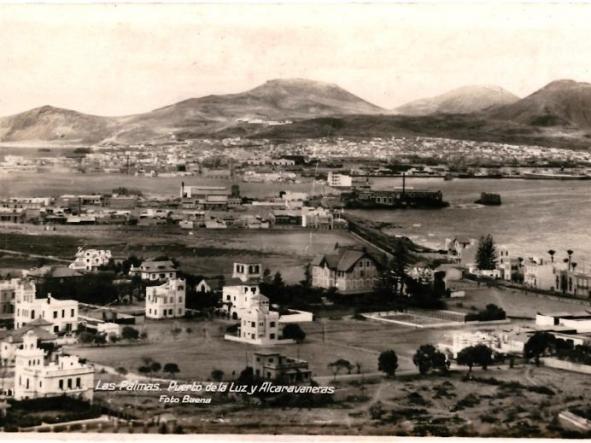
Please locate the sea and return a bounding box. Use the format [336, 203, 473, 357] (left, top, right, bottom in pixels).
[1, 170, 590, 268]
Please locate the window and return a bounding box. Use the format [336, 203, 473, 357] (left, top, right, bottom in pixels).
[53, 311, 58, 319]
[76, 377, 81, 388]
[251, 322, 256, 327]
[270, 333, 275, 339]
[59, 379, 64, 390]
[62, 309, 65, 318]
[71, 309, 75, 317]
[67, 379, 72, 389]
[270, 322, 276, 327]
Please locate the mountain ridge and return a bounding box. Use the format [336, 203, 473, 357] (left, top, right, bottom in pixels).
[394, 85, 520, 116]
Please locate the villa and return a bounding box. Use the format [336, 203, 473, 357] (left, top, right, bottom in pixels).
[252, 352, 312, 384]
[145, 278, 186, 319]
[311, 245, 382, 295]
[13, 331, 94, 401]
[14, 280, 78, 333]
[68, 247, 112, 272]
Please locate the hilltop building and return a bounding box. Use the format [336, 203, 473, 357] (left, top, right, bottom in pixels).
[311, 245, 382, 295]
[13, 331, 94, 401]
[145, 278, 186, 319]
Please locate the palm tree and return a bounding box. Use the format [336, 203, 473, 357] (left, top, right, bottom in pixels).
[571, 262, 578, 272]
[567, 249, 574, 270]
[547, 249, 556, 263]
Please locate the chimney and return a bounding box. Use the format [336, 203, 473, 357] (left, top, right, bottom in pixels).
[402, 172, 406, 194]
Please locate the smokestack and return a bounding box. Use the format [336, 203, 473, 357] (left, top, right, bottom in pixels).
[402, 172, 406, 194]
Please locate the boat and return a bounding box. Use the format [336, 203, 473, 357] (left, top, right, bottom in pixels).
[475, 192, 502, 205]
[522, 171, 589, 180]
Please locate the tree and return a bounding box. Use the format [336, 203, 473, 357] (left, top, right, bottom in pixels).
[413, 344, 448, 375]
[378, 350, 399, 377]
[457, 344, 493, 374]
[391, 241, 410, 296]
[328, 359, 354, 380]
[116, 366, 128, 376]
[476, 234, 497, 270]
[78, 331, 95, 344]
[272, 271, 285, 287]
[150, 361, 162, 373]
[122, 326, 140, 341]
[301, 263, 312, 288]
[210, 369, 224, 382]
[262, 268, 272, 284]
[282, 324, 306, 343]
[163, 363, 180, 377]
[547, 249, 556, 263]
[138, 366, 150, 375]
[457, 346, 476, 374]
[524, 332, 555, 366]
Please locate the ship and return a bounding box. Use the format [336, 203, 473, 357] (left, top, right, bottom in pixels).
[522, 170, 589, 180]
[475, 192, 502, 205]
[340, 174, 448, 209]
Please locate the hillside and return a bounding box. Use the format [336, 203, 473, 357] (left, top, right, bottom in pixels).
[0, 79, 385, 144]
[488, 79, 591, 128]
[0, 106, 117, 144]
[395, 85, 519, 116]
[132, 78, 383, 124]
[219, 113, 591, 150]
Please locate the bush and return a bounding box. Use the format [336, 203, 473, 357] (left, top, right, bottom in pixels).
[122, 326, 140, 340]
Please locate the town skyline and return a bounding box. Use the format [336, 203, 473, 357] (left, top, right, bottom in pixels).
[2, 3, 591, 116]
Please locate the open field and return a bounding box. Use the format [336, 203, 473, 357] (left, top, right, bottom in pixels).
[447, 281, 591, 318]
[89, 364, 591, 436]
[0, 225, 357, 283]
[67, 316, 527, 381]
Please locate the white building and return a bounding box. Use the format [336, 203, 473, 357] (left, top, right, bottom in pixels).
[536, 311, 591, 333]
[69, 247, 112, 272]
[13, 331, 94, 401]
[14, 280, 79, 333]
[224, 294, 290, 345]
[222, 263, 263, 319]
[524, 258, 562, 291]
[145, 278, 186, 319]
[326, 171, 353, 188]
[0, 319, 56, 366]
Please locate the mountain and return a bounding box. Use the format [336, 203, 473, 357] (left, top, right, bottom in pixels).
[487, 79, 591, 128]
[0, 79, 384, 144]
[133, 78, 383, 124]
[0, 105, 117, 144]
[394, 85, 519, 116]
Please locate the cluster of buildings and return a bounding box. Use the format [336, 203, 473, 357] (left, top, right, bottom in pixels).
[439, 310, 591, 360]
[0, 277, 93, 402]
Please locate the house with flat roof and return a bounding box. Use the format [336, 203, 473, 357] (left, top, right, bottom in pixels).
[252, 352, 312, 384]
[13, 331, 94, 401]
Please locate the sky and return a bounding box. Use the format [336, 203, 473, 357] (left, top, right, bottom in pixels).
[1, 2, 591, 117]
